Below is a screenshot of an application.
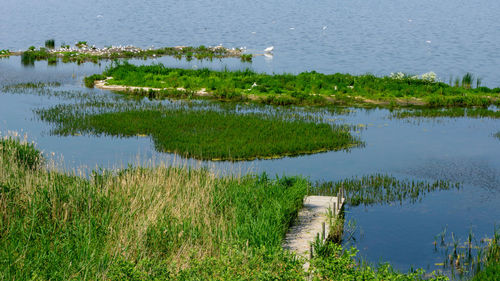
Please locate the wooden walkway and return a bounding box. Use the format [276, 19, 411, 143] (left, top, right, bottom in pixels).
[283, 194, 345, 258]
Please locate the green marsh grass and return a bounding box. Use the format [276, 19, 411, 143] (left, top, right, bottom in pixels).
[495, 132, 500, 140]
[35, 103, 361, 161]
[45, 39, 55, 49]
[91, 62, 500, 108]
[391, 108, 500, 119]
[0, 138, 450, 280]
[310, 174, 460, 206]
[434, 227, 499, 280]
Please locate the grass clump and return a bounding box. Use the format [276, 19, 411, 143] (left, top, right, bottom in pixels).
[0, 137, 43, 169]
[0, 49, 10, 56]
[94, 62, 500, 108]
[495, 132, 500, 140]
[44, 39, 55, 49]
[84, 74, 107, 88]
[310, 174, 460, 206]
[36, 104, 361, 161]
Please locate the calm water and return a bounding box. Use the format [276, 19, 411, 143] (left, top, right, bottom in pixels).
[2, 0, 500, 87]
[1, 0, 500, 275]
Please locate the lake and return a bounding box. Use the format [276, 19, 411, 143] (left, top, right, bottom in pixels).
[1, 0, 500, 275]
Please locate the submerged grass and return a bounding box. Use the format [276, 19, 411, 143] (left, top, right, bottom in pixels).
[391, 108, 500, 119]
[310, 174, 460, 206]
[87, 62, 500, 108]
[35, 103, 361, 161]
[435, 227, 499, 280]
[0, 138, 449, 280]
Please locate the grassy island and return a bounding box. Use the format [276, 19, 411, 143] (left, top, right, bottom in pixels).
[14, 43, 251, 65]
[85, 62, 500, 108]
[0, 138, 460, 280]
[36, 104, 361, 161]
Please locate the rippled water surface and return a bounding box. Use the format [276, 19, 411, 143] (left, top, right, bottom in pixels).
[1, 0, 500, 276]
[2, 0, 500, 86]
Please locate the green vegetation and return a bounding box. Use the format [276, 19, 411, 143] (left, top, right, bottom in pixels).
[13, 42, 251, 64]
[495, 131, 500, 140]
[0, 138, 449, 280]
[45, 39, 55, 49]
[240, 53, 253, 62]
[391, 108, 500, 119]
[90, 62, 500, 108]
[75, 41, 88, 48]
[310, 174, 460, 206]
[435, 227, 499, 280]
[35, 102, 361, 160]
[0, 49, 10, 56]
[0, 138, 43, 170]
[2, 81, 61, 90]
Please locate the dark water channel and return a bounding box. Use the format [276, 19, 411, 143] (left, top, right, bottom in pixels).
[1, 0, 500, 275]
[1, 57, 499, 275]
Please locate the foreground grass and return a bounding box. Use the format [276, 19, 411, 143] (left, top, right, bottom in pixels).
[0, 138, 454, 280]
[86, 62, 500, 108]
[0, 137, 307, 280]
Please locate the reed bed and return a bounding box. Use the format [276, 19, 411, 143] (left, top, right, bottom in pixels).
[310, 174, 460, 206]
[87, 62, 500, 108]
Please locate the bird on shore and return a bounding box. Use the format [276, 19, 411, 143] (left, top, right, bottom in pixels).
[264, 46, 274, 53]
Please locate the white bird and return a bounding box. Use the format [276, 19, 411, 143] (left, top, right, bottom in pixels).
[426, 40, 431, 44]
[264, 46, 274, 52]
[323, 26, 327, 30]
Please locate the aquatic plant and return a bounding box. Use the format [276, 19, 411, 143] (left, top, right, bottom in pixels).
[75, 41, 88, 48]
[35, 102, 362, 160]
[462, 73, 474, 89]
[494, 132, 500, 140]
[2, 82, 61, 91]
[44, 39, 55, 49]
[435, 227, 499, 280]
[0, 49, 10, 56]
[94, 62, 500, 108]
[391, 108, 500, 119]
[310, 174, 460, 206]
[240, 54, 253, 62]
